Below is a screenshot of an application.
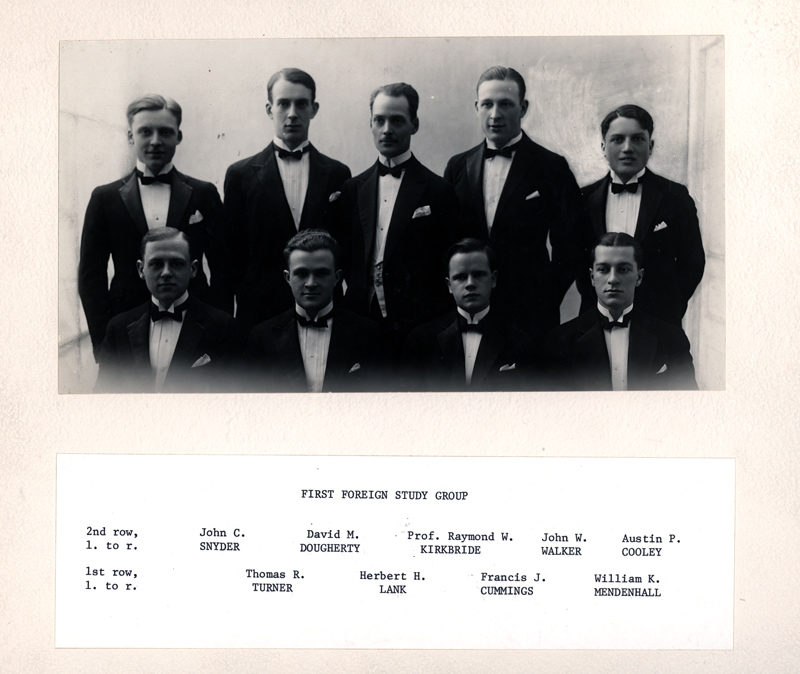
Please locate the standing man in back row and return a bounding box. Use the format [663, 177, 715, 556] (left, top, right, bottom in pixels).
[577, 104, 705, 326]
[339, 82, 460, 349]
[445, 66, 587, 336]
[224, 68, 351, 334]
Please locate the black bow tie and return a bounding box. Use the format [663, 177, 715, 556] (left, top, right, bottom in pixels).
[296, 310, 332, 329]
[377, 162, 405, 179]
[484, 143, 519, 159]
[457, 315, 484, 333]
[599, 311, 632, 330]
[151, 301, 187, 322]
[137, 169, 173, 185]
[611, 181, 639, 194]
[277, 146, 308, 160]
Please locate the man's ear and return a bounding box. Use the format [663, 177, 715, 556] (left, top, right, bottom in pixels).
[127, 129, 134, 145]
[491, 270, 498, 288]
[310, 101, 319, 119]
[283, 270, 290, 284]
[411, 117, 419, 135]
[137, 260, 145, 280]
[266, 102, 273, 119]
[445, 277, 453, 295]
[636, 267, 644, 287]
[590, 267, 596, 287]
[335, 269, 342, 284]
[519, 98, 529, 118]
[177, 130, 183, 145]
[190, 260, 198, 279]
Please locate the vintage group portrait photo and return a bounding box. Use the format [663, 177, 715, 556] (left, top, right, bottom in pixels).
[58, 36, 725, 394]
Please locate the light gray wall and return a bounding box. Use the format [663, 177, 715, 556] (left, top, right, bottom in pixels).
[59, 36, 723, 391]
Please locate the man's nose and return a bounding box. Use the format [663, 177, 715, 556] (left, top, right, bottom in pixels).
[305, 274, 319, 286]
[287, 104, 299, 119]
[466, 275, 477, 288]
[621, 138, 633, 152]
[160, 263, 173, 277]
[149, 131, 163, 145]
[607, 269, 619, 284]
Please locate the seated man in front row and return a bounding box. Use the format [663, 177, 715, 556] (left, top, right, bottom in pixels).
[544, 232, 697, 390]
[96, 228, 242, 393]
[402, 238, 534, 391]
[245, 229, 387, 392]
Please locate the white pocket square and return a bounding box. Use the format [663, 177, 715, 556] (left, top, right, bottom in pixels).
[329, 191, 341, 203]
[188, 210, 204, 225]
[654, 221, 668, 232]
[499, 363, 516, 372]
[348, 362, 361, 373]
[525, 191, 540, 200]
[412, 205, 431, 219]
[192, 354, 212, 368]
[656, 364, 667, 374]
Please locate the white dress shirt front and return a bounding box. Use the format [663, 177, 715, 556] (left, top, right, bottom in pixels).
[296, 301, 334, 393]
[149, 290, 189, 393]
[598, 301, 634, 391]
[483, 132, 522, 234]
[136, 160, 173, 230]
[605, 168, 646, 237]
[274, 138, 311, 229]
[457, 305, 490, 385]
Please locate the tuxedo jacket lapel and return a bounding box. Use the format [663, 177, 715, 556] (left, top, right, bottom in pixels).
[494, 141, 534, 229]
[574, 314, 613, 389]
[465, 146, 486, 235]
[119, 171, 148, 237]
[168, 306, 206, 372]
[166, 171, 193, 228]
[627, 317, 659, 387]
[324, 313, 356, 390]
[437, 319, 467, 388]
[300, 145, 331, 229]
[471, 323, 506, 384]
[273, 314, 307, 388]
[634, 171, 663, 242]
[255, 144, 297, 241]
[126, 310, 152, 372]
[357, 164, 380, 267]
[587, 177, 609, 238]
[384, 159, 427, 263]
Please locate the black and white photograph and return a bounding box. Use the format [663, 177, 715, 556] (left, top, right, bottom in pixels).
[58, 37, 724, 393]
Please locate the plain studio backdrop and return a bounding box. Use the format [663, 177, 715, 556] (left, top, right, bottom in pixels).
[58, 36, 724, 392]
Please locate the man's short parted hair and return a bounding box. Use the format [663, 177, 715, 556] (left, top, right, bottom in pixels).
[445, 238, 496, 273]
[267, 68, 317, 103]
[126, 94, 182, 128]
[283, 229, 342, 269]
[369, 83, 420, 120]
[139, 227, 192, 260]
[600, 104, 654, 138]
[592, 232, 644, 268]
[476, 66, 526, 103]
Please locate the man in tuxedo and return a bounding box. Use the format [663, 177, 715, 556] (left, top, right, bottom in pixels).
[402, 239, 534, 391]
[339, 82, 460, 347]
[79, 94, 228, 359]
[245, 229, 387, 393]
[96, 228, 242, 393]
[577, 104, 705, 326]
[224, 68, 351, 333]
[544, 232, 697, 391]
[444, 66, 587, 335]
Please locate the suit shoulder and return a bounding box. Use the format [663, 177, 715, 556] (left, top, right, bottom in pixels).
[645, 170, 693, 198]
[637, 311, 691, 344]
[336, 307, 382, 334]
[225, 147, 271, 177]
[446, 142, 483, 167]
[175, 171, 220, 193]
[581, 176, 609, 195]
[312, 148, 350, 173]
[89, 175, 132, 198]
[190, 298, 237, 326]
[107, 302, 149, 328]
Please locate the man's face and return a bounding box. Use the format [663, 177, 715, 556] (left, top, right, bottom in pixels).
[475, 78, 528, 148]
[284, 249, 341, 317]
[370, 93, 419, 159]
[602, 116, 654, 182]
[447, 251, 497, 316]
[266, 78, 319, 150]
[128, 109, 182, 175]
[590, 245, 643, 318]
[137, 236, 197, 307]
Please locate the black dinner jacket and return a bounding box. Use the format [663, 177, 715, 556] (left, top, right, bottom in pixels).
[542, 308, 698, 391]
[244, 307, 389, 392]
[444, 132, 588, 333]
[95, 296, 243, 393]
[223, 142, 351, 332]
[577, 169, 705, 326]
[401, 310, 536, 392]
[78, 169, 228, 358]
[339, 155, 461, 333]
